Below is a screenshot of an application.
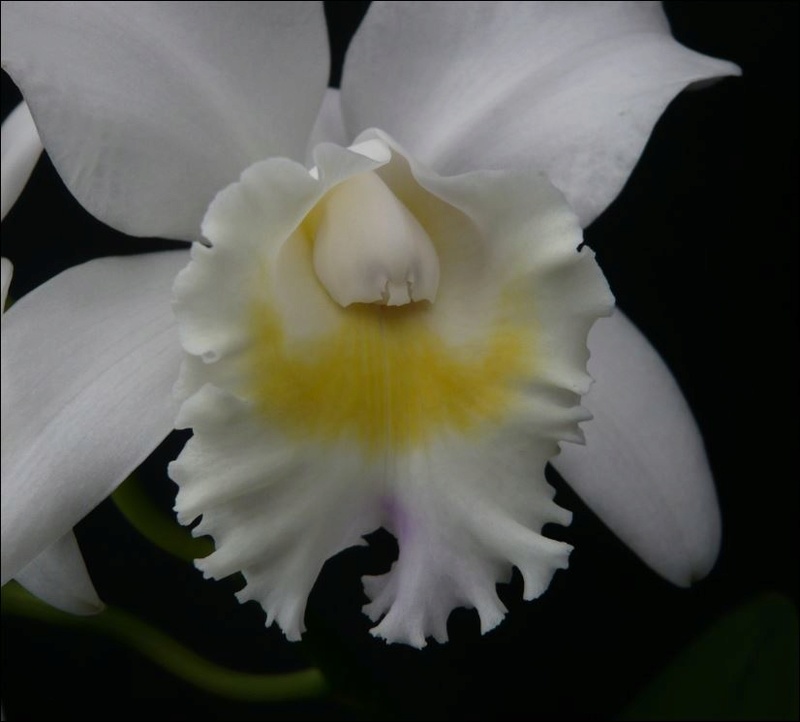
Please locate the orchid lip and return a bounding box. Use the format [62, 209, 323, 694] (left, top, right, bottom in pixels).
[169, 129, 613, 645]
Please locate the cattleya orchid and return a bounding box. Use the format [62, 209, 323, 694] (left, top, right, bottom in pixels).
[1, 2, 739, 647]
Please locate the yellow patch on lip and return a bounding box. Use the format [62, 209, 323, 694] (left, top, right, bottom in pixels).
[244, 292, 536, 455]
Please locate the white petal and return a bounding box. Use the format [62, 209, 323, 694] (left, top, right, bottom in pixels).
[1, 251, 187, 584]
[552, 310, 721, 587]
[1, 257, 12, 311]
[1, 101, 42, 221]
[1, 1, 329, 240]
[14, 531, 104, 615]
[341, 1, 740, 226]
[305, 89, 348, 166]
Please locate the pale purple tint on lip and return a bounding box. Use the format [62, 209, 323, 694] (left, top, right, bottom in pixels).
[380, 494, 413, 542]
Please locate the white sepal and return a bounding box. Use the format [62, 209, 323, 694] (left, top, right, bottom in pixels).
[553, 310, 720, 586]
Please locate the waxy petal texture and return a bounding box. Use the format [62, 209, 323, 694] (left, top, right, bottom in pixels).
[170, 133, 612, 645]
[1, 251, 187, 583]
[1, 101, 42, 220]
[173, 384, 383, 640]
[305, 89, 348, 166]
[363, 427, 574, 647]
[553, 310, 720, 586]
[1, 1, 329, 240]
[342, 1, 740, 226]
[14, 532, 104, 615]
[2, 118, 103, 610]
[2, 259, 104, 613]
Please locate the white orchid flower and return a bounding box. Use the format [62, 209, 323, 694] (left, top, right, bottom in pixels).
[1, 1, 739, 647]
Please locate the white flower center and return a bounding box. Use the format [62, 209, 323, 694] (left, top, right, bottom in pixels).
[312, 171, 440, 307]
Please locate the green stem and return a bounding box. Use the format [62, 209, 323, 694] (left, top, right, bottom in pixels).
[111, 474, 214, 563]
[2, 582, 328, 702]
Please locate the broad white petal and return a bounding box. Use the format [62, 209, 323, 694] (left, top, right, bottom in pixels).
[342, 1, 740, 226]
[1, 250, 187, 583]
[552, 310, 720, 587]
[1, 1, 329, 240]
[171, 133, 612, 644]
[14, 531, 103, 615]
[1, 101, 42, 220]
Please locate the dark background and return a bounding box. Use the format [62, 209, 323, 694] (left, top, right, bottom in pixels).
[2, 2, 797, 720]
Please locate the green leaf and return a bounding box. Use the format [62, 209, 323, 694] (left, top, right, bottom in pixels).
[620, 594, 799, 721]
